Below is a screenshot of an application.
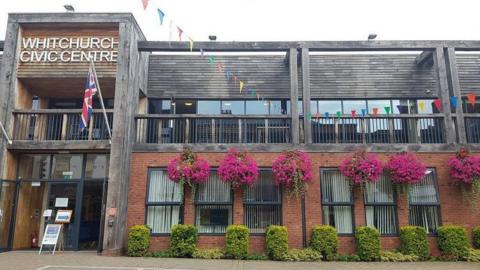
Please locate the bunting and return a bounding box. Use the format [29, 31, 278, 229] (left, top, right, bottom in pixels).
[157, 9, 165, 25]
[336, 111, 341, 118]
[433, 99, 442, 111]
[325, 112, 330, 118]
[361, 109, 366, 117]
[372, 108, 379, 116]
[468, 93, 476, 107]
[239, 81, 244, 93]
[351, 110, 356, 118]
[418, 101, 425, 112]
[450, 96, 458, 109]
[142, 0, 149, 10]
[384, 106, 391, 114]
[177, 26, 183, 41]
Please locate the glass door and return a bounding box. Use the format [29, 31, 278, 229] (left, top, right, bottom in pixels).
[0, 180, 16, 251]
[47, 182, 79, 250]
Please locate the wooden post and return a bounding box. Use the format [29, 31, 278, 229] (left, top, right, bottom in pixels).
[238, 119, 242, 143]
[301, 48, 312, 144]
[157, 119, 163, 144]
[211, 118, 216, 143]
[433, 47, 456, 144]
[289, 48, 300, 144]
[185, 118, 190, 143]
[88, 114, 95, 140]
[265, 118, 269, 143]
[61, 114, 68, 140]
[446, 47, 467, 144]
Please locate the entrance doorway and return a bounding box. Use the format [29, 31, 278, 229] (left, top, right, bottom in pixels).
[9, 153, 109, 251]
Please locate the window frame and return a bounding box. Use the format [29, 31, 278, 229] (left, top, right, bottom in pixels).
[194, 169, 234, 235]
[144, 167, 184, 236]
[320, 168, 356, 236]
[243, 168, 283, 235]
[363, 174, 399, 236]
[407, 168, 442, 235]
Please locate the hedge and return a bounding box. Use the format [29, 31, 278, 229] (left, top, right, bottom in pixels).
[170, 224, 198, 257]
[437, 225, 469, 260]
[192, 248, 224, 259]
[225, 225, 249, 259]
[355, 226, 380, 261]
[399, 226, 429, 260]
[266, 225, 289, 260]
[284, 248, 322, 261]
[473, 226, 480, 249]
[310, 225, 338, 260]
[127, 225, 150, 257]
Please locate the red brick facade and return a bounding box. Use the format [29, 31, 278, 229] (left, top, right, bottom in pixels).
[127, 152, 480, 256]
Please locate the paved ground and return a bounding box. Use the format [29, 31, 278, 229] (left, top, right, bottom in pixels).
[0, 251, 478, 270]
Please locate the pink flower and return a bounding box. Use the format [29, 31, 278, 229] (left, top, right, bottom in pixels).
[167, 149, 210, 185]
[339, 151, 382, 185]
[272, 151, 313, 195]
[385, 152, 426, 185]
[218, 148, 259, 188]
[448, 150, 480, 185]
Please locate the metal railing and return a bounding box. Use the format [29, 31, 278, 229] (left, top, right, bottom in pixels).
[12, 109, 113, 141]
[311, 115, 445, 144]
[135, 114, 292, 144]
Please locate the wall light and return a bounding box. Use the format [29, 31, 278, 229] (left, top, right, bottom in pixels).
[185, 102, 193, 106]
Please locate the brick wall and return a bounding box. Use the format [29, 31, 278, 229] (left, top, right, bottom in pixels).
[127, 152, 480, 256]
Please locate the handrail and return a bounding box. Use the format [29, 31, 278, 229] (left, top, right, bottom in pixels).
[13, 109, 114, 114]
[135, 114, 291, 119]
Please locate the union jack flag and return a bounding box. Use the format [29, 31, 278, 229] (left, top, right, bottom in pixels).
[80, 65, 97, 130]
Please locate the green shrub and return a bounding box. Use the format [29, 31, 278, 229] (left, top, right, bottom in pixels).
[335, 254, 361, 262]
[284, 248, 322, 261]
[380, 251, 419, 262]
[127, 225, 151, 257]
[310, 225, 338, 261]
[146, 250, 172, 258]
[437, 225, 469, 260]
[266, 225, 289, 261]
[355, 226, 380, 261]
[399, 226, 429, 260]
[192, 248, 224, 259]
[170, 224, 198, 257]
[245, 253, 268, 260]
[467, 248, 480, 262]
[473, 226, 480, 249]
[225, 225, 249, 259]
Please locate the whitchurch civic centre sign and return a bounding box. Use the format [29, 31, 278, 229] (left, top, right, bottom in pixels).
[20, 37, 118, 63]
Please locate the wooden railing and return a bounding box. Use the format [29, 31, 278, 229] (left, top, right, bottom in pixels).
[310, 115, 446, 144]
[12, 109, 113, 141]
[135, 114, 292, 144]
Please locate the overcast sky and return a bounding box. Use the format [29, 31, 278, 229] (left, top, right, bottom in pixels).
[1, 0, 480, 41]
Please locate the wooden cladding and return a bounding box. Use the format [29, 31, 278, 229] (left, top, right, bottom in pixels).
[17, 26, 119, 78]
[456, 54, 480, 95]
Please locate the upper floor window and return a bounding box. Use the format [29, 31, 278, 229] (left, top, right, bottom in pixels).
[364, 174, 398, 235]
[146, 169, 183, 234]
[243, 171, 282, 233]
[195, 172, 232, 234]
[343, 100, 367, 114]
[408, 169, 441, 234]
[198, 100, 221, 114]
[321, 169, 354, 234]
[221, 100, 244, 114]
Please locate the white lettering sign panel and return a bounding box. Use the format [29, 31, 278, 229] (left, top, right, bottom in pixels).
[41, 224, 62, 245]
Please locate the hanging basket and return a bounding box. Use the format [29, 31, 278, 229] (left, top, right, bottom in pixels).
[385, 152, 427, 192]
[339, 150, 383, 187]
[167, 148, 210, 187]
[272, 150, 313, 198]
[447, 148, 480, 207]
[218, 148, 259, 189]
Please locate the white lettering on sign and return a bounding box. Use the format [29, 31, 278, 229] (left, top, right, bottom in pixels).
[20, 37, 118, 63]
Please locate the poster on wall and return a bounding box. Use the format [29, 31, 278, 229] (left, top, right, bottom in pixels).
[55, 198, 69, 207]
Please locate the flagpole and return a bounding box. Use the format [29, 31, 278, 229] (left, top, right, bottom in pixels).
[90, 60, 112, 143]
[0, 120, 12, 145]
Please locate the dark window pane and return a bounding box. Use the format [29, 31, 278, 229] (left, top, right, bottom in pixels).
[85, 155, 109, 179]
[52, 154, 83, 179]
[17, 154, 51, 179]
[409, 205, 440, 234]
[196, 205, 232, 233]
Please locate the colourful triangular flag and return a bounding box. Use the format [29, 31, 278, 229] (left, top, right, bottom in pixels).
[372, 107, 379, 116]
[450, 96, 458, 109]
[306, 112, 312, 121]
[384, 106, 391, 114]
[351, 110, 356, 118]
[418, 101, 425, 112]
[208, 56, 215, 64]
[325, 112, 330, 118]
[142, 0, 149, 10]
[217, 63, 224, 72]
[200, 48, 204, 56]
[256, 93, 260, 100]
[177, 26, 183, 41]
[336, 111, 341, 118]
[433, 99, 442, 111]
[157, 9, 165, 25]
[468, 93, 476, 107]
[239, 81, 244, 92]
[361, 109, 366, 117]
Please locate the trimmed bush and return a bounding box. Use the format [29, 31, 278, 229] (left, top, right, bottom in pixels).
[310, 225, 338, 261]
[399, 226, 429, 260]
[266, 225, 289, 261]
[467, 248, 480, 262]
[225, 225, 249, 259]
[127, 225, 150, 257]
[170, 224, 198, 257]
[284, 248, 322, 261]
[192, 248, 224, 259]
[335, 254, 361, 262]
[245, 253, 268, 260]
[437, 225, 469, 260]
[473, 226, 480, 249]
[355, 226, 380, 261]
[146, 250, 172, 258]
[380, 251, 419, 262]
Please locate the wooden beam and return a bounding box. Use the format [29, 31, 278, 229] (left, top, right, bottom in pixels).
[289, 48, 299, 144]
[433, 47, 456, 144]
[446, 47, 467, 143]
[415, 51, 433, 67]
[301, 48, 312, 144]
[0, 41, 4, 51]
[138, 40, 480, 52]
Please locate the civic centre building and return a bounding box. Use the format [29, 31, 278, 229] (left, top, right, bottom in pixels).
[0, 13, 479, 255]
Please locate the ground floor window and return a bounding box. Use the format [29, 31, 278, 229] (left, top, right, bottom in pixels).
[146, 169, 183, 234]
[321, 169, 354, 234]
[243, 170, 281, 233]
[408, 169, 441, 234]
[195, 172, 232, 234]
[364, 174, 398, 235]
